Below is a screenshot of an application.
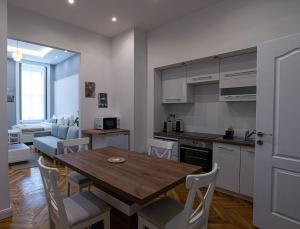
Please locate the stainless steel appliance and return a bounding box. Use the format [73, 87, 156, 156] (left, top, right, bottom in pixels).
[175, 119, 184, 132]
[179, 133, 220, 172]
[94, 117, 120, 130]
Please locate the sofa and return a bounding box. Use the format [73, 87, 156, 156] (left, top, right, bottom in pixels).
[33, 124, 79, 158]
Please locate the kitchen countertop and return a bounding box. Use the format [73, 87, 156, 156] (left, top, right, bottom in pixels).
[154, 131, 255, 147]
[82, 128, 130, 136]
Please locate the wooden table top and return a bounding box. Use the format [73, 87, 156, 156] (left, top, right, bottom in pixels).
[55, 147, 201, 204]
[82, 128, 130, 136]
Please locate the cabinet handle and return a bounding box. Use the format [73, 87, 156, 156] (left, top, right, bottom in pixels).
[192, 75, 212, 81]
[217, 146, 234, 152]
[164, 99, 182, 102]
[246, 150, 255, 154]
[223, 95, 255, 100]
[223, 70, 256, 78]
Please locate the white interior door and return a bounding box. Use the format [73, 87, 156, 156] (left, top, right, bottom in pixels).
[254, 33, 300, 229]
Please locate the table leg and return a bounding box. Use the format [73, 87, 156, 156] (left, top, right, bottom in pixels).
[65, 167, 69, 196]
[89, 135, 93, 150]
[128, 134, 130, 150]
[92, 208, 138, 229]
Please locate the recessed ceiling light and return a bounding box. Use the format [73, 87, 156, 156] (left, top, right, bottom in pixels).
[112, 17, 117, 22]
[55, 56, 58, 58]
[68, 0, 75, 4]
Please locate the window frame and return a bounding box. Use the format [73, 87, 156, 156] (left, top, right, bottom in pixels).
[18, 61, 48, 123]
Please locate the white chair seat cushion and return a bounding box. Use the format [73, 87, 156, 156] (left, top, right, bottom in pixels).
[138, 197, 186, 229]
[64, 191, 110, 226]
[68, 171, 92, 186]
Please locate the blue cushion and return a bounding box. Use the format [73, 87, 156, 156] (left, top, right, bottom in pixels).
[51, 124, 59, 137]
[66, 126, 79, 139]
[33, 136, 60, 157]
[58, 125, 69, 140]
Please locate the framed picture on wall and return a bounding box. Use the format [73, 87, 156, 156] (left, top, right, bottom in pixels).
[98, 93, 108, 108]
[7, 88, 15, 103]
[85, 82, 96, 98]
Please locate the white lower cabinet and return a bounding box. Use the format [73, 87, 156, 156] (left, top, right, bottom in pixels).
[213, 143, 255, 198]
[92, 133, 129, 150]
[240, 146, 255, 197]
[213, 143, 241, 193]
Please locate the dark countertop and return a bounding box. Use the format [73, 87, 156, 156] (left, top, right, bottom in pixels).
[82, 128, 130, 136]
[154, 131, 255, 147]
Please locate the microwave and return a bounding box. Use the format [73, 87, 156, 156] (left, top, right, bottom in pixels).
[94, 117, 120, 130]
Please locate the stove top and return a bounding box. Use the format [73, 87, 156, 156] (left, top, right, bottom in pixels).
[182, 132, 221, 139]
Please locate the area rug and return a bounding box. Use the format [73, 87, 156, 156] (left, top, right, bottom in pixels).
[10, 152, 39, 170]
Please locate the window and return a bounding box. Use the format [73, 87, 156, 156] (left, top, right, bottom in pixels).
[20, 63, 47, 121]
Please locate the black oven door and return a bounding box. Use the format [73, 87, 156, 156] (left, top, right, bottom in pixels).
[180, 145, 212, 172]
[103, 118, 117, 129]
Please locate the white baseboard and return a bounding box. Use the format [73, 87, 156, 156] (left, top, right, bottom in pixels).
[0, 206, 12, 220]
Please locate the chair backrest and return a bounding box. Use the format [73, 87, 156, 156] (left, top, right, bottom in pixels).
[183, 163, 220, 229]
[147, 138, 175, 160]
[58, 137, 89, 154]
[37, 157, 69, 229]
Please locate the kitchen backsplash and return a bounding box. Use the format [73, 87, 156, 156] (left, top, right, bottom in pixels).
[164, 83, 256, 137]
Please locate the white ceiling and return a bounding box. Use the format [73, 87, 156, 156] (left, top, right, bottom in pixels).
[8, 0, 220, 37]
[7, 39, 76, 65]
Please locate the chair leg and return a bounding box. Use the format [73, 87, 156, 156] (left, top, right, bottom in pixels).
[49, 217, 55, 229]
[138, 216, 144, 229]
[67, 182, 71, 197]
[104, 211, 110, 229]
[88, 185, 91, 191]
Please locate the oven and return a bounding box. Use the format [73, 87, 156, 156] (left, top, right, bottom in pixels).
[179, 139, 213, 172]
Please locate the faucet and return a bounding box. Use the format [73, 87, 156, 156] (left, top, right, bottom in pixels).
[245, 129, 256, 141]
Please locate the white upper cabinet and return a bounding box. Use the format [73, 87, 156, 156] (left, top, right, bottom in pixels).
[186, 59, 219, 84]
[219, 52, 257, 101]
[162, 66, 193, 103]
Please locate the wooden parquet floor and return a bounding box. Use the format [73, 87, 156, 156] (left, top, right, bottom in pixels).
[0, 152, 255, 229]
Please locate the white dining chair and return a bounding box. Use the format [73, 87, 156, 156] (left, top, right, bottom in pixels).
[57, 137, 93, 196]
[137, 163, 220, 229]
[148, 138, 175, 160]
[37, 156, 111, 229]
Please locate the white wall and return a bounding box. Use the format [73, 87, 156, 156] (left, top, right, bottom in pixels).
[111, 29, 135, 148]
[134, 29, 147, 152]
[0, 0, 12, 220]
[54, 55, 80, 117]
[111, 28, 147, 151]
[163, 84, 256, 136]
[7, 58, 16, 128]
[8, 5, 113, 130]
[147, 0, 300, 138]
[54, 74, 79, 117]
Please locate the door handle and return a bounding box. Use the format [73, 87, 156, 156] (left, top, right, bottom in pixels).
[257, 132, 273, 137]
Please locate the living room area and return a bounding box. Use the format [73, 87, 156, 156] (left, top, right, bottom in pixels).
[7, 38, 80, 168]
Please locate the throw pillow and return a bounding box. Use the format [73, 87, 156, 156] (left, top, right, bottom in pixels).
[58, 125, 69, 140]
[66, 126, 79, 139]
[51, 124, 59, 137]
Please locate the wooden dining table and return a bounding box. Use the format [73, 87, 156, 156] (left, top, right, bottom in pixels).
[54, 146, 202, 229]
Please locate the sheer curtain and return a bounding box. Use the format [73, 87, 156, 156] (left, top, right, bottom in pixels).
[20, 63, 46, 121]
